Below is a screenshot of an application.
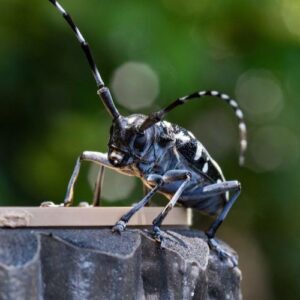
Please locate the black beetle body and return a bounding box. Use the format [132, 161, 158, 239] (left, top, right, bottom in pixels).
[43, 0, 247, 266]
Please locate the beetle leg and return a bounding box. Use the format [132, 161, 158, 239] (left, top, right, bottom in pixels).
[196, 180, 241, 266]
[204, 181, 241, 239]
[92, 165, 105, 207]
[41, 151, 132, 207]
[142, 184, 151, 206]
[112, 175, 163, 233]
[64, 151, 136, 206]
[152, 170, 191, 242]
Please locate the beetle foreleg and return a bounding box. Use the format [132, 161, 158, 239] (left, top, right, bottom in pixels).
[41, 151, 130, 207]
[63, 151, 118, 206]
[92, 165, 105, 206]
[64, 151, 135, 206]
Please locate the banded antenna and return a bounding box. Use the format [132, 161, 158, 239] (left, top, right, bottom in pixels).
[139, 90, 247, 165]
[48, 0, 120, 120]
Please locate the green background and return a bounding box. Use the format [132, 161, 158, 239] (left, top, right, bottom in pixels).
[1, 0, 299, 299]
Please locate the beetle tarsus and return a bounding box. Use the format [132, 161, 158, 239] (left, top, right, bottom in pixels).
[207, 237, 238, 267]
[112, 220, 127, 234]
[63, 199, 72, 207]
[152, 225, 163, 243]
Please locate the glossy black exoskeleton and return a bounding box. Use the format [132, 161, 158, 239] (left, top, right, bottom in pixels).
[44, 0, 247, 266]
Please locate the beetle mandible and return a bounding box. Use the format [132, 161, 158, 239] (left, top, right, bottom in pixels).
[43, 0, 247, 265]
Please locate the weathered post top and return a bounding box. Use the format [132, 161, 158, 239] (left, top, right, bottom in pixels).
[0, 207, 242, 300]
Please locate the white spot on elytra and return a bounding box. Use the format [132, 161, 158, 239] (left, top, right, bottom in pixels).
[198, 91, 206, 96]
[211, 91, 219, 96]
[230, 100, 238, 107]
[175, 131, 190, 144]
[163, 121, 173, 129]
[202, 162, 208, 173]
[236, 109, 244, 119]
[194, 141, 203, 160]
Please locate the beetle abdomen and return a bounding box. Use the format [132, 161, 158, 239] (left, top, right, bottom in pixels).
[179, 194, 226, 215]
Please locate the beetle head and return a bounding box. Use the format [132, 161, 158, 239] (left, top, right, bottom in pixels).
[108, 114, 153, 167]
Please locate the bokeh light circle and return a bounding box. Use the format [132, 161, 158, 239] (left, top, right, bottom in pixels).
[189, 108, 236, 160]
[281, 0, 300, 38]
[111, 62, 159, 110]
[88, 165, 136, 202]
[249, 125, 299, 172]
[235, 69, 284, 122]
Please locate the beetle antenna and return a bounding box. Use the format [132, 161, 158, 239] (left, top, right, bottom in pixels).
[48, 0, 120, 120]
[139, 90, 247, 165]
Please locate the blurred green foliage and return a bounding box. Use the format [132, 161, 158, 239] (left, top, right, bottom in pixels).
[1, 0, 300, 299]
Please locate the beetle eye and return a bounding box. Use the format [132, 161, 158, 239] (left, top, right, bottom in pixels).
[134, 134, 146, 151]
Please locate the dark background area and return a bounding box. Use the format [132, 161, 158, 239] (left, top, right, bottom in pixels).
[1, 0, 299, 299]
